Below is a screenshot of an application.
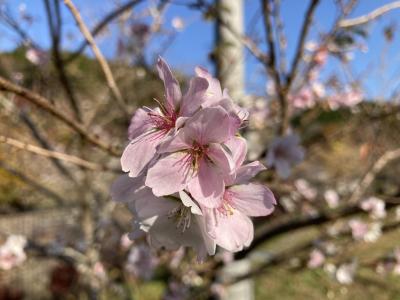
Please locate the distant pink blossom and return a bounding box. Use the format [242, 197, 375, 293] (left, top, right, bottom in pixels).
[295, 179, 317, 200]
[336, 262, 357, 284]
[349, 219, 382, 242]
[360, 197, 386, 219]
[324, 189, 340, 208]
[289, 87, 315, 109]
[266, 134, 305, 179]
[308, 249, 326, 269]
[25, 48, 48, 65]
[0, 235, 27, 270]
[125, 244, 159, 280]
[171, 17, 185, 31]
[328, 88, 363, 110]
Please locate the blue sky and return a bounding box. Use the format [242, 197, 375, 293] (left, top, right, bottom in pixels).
[1, 0, 400, 99]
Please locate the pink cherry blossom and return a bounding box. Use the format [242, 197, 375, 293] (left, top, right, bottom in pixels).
[25, 48, 48, 65]
[266, 134, 305, 179]
[111, 175, 216, 260]
[360, 197, 386, 219]
[0, 235, 27, 270]
[171, 17, 185, 31]
[336, 262, 357, 284]
[324, 189, 340, 208]
[195, 66, 249, 127]
[289, 87, 315, 109]
[328, 88, 363, 110]
[295, 179, 317, 200]
[125, 244, 159, 280]
[202, 137, 276, 252]
[308, 249, 326, 269]
[121, 57, 209, 178]
[348, 219, 382, 242]
[145, 106, 237, 208]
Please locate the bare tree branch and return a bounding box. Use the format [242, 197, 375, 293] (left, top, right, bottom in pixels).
[65, 0, 144, 63]
[19, 110, 76, 182]
[262, 0, 288, 135]
[0, 161, 66, 204]
[0, 76, 121, 156]
[339, 1, 400, 28]
[64, 0, 128, 114]
[0, 135, 117, 172]
[44, 0, 82, 121]
[349, 147, 400, 203]
[285, 0, 320, 89]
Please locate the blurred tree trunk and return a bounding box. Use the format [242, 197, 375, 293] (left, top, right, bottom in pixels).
[215, 0, 245, 103]
[215, 1, 253, 300]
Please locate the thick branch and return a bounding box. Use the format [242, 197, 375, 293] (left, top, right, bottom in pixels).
[0, 76, 121, 156]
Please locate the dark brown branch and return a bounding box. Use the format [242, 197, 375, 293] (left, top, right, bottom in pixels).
[44, 0, 82, 121]
[0, 76, 121, 156]
[285, 0, 320, 89]
[0, 161, 66, 204]
[19, 110, 76, 182]
[261, 0, 288, 135]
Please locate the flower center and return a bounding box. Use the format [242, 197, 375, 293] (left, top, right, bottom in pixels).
[148, 112, 176, 132]
[167, 205, 192, 233]
[216, 190, 236, 216]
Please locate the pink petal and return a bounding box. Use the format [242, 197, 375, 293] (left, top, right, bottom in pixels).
[206, 210, 254, 252]
[184, 107, 233, 145]
[194, 66, 222, 106]
[234, 161, 266, 185]
[187, 157, 224, 208]
[121, 131, 161, 177]
[228, 183, 276, 217]
[207, 143, 235, 177]
[157, 131, 190, 153]
[180, 77, 209, 117]
[224, 136, 247, 169]
[195, 215, 216, 256]
[145, 152, 193, 196]
[157, 57, 182, 113]
[110, 174, 145, 203]
[128, 108, 153, 140]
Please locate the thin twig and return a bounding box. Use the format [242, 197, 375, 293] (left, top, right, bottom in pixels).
[0, 76, 121, 156]
[64, 0, 127, 113]
[65, 0, 144, 63]
[0, 161, 67, 204]
[19, 110, 76, 182]
[0, 135, 115, 172]
[348, 148, 400, 203]
[339, 1, 400, 28]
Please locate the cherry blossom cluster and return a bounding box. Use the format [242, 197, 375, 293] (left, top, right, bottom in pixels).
[111, 57, 276, 260]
